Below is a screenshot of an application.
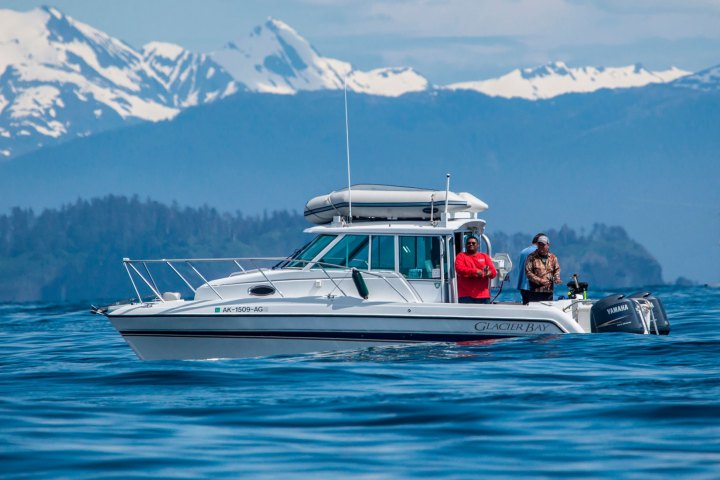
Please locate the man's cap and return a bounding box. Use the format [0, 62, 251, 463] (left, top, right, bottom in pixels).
[532, 232, 546, 243]
[537, 235, 550, 245]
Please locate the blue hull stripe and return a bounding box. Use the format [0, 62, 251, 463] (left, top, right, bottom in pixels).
[119, 330, 523, 342]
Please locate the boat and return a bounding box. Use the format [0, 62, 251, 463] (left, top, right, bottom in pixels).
[93, 184, 670, 360]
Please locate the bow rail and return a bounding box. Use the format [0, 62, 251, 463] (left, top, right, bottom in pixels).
[121, 257, 416, 305]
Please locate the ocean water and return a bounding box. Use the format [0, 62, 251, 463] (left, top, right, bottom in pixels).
[2, 286, 719, 479]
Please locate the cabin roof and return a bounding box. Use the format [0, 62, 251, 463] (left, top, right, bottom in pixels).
[304, 218, 486, 235]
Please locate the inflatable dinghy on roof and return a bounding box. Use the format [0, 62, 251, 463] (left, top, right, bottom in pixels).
[304, 185, 488, 224]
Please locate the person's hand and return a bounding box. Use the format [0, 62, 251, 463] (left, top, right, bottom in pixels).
[554, 277, 562, 284]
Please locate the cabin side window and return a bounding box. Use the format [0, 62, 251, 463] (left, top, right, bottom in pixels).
[399, 236, 442, 279]
[370, 235, 395, 271]
[317, 235, 369, 269]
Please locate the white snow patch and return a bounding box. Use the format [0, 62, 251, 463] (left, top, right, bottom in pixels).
[348, 67, 428, 97]
[0, 8, 58, 72]
[9, 85, 62, 119]
[143, 41, 185, 61]
[653, 66, 690, 82]
[125, 96, 178, 121]
[184, 91, 199, 106]
[224, 82, 238, 96]
[11, 63, 176, 121]
[445, 62, 691, 100]
[256, 82, 297, 94]
[64, 41, 142, 92]
[32, 119, 66, 138]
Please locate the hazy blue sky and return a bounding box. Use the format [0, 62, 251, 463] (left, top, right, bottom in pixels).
[2, 0, 720, 83]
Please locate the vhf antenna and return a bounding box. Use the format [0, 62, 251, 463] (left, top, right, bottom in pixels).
[344, 75, 352, 223]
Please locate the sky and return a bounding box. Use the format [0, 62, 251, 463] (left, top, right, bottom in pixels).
[1, 0, 719, 83]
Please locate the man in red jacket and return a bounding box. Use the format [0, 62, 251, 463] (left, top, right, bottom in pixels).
[455, 236, 497, 304]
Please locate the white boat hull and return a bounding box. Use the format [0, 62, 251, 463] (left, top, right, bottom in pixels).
[108, 298, 582, 360]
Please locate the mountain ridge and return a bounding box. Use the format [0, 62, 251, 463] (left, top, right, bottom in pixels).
[141, 41, 240, 107]
[445, 61, 690, 100]
[209, 17, 429, 96]
[0, 6, 237, 158]
[2, 6, 712, 159]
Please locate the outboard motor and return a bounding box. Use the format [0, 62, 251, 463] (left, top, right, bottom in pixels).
[629, 292, 670, 335]
[590, 294, 647, 334]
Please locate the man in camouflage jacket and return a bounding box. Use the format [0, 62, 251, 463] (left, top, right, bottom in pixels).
[524, 235, 562, 302]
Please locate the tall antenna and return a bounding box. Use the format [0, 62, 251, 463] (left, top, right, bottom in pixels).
[344, 75, 352, 223]
[444, 173, 451, 219]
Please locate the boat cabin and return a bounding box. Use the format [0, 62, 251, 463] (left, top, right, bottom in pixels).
[282, 216, 512, 303]
[140, 185, 511, 305]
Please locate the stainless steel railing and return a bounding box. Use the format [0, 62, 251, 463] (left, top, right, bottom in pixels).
[122, 257, 418, 304]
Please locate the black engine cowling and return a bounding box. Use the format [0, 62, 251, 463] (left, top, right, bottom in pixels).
[629, 292, 670, 335]
[590, 294, 647, 334]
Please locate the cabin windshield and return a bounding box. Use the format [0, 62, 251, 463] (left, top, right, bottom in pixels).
[286, 234, 337, 268]
[316, 235, 369, 269]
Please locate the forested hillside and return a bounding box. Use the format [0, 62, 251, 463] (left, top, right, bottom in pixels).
[2, 88, 717, 285]
[0, 196, 663, 302]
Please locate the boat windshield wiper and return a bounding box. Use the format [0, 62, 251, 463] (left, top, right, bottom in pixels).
[273, 240, 312, 269]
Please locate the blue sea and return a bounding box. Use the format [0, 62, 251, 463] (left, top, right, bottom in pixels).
[2, 286, 720, 479]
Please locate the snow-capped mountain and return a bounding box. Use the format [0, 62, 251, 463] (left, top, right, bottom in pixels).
[0, 6, 708, 161]
[211, 18, 429, 96]
[142, 42, 239, 107]
[445, 62, 690, 100]
[670, 64, 720, 92]
[0, 7, 236, 158]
